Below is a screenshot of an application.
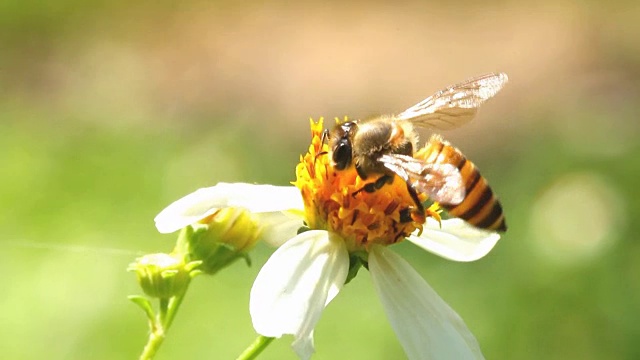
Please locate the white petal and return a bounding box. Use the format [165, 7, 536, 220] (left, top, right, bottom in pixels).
[250, 230, 349, 360]
[256, 211, 305, 247]
[154, 183, 304, 233]
[292, 332, 315, 360]
[407, 218, 500, 262]
[369, 246, 484, 360]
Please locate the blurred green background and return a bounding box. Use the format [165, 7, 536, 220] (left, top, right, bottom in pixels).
[2, 0, 639, 359]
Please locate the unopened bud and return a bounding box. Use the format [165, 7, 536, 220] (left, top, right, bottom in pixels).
[128, 253, 198, 299]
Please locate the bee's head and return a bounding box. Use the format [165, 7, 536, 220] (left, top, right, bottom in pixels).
[329, 121, 357, 170]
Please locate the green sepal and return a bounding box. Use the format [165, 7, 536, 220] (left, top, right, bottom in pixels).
[173, 207, 262, 275]
[345, 252, 368, 285]
[241, 252, 252, 267]
[184, 260, 203, 273]
[187, 227, 252, 274]
[185, 260, 203, 278]
[189, 269, 203, 278]
[297, 225, 311, 235]
[173, 225, 196, 259]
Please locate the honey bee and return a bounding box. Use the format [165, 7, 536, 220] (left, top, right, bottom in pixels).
[327, 73, 508, 231]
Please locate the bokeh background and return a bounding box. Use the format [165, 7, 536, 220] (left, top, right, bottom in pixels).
[2, 1, 639, 359]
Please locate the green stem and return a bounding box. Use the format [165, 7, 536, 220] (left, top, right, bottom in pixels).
[139, 329, 164, 360]
[158, 298, 170, 326]
[236, 335, 275, 360]
[163, 289, 187, 329]
[138, 290, 188, 360]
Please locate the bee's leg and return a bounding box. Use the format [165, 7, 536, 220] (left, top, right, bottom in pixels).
[399, 208, 413, 223]
[405, 183, 424, 213]
[355, 163, 369, 181]
[352, 174, 394, 197]
[405, 183, 426, 224]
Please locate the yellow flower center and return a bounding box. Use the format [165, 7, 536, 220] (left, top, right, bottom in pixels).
[293, 118, 435, 252]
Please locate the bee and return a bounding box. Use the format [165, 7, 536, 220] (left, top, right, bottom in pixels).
[327, 73, 508, 231]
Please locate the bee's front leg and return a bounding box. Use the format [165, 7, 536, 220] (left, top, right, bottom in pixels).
[352, 173, 394, 197]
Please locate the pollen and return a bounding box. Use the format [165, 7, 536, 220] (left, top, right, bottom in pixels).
[293, 118, 432, 252]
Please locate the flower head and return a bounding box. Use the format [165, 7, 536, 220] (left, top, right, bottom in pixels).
[293, 119, 423, 251]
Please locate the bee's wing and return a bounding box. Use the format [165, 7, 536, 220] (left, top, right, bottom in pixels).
[380, 154, 465, 205]
[396, 73, 508, 130]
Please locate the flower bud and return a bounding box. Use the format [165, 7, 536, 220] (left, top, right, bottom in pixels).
[128, 253, 197, 299]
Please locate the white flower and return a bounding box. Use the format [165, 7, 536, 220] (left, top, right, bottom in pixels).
[154, 182, 304, 246]
[154, 182, 499, 359]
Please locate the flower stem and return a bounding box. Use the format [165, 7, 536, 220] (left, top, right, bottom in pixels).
[163, 288, 187, 330]
[139, 329, 164, 360]
[236, 335, 275, 360]
[138, 290, 188, 360]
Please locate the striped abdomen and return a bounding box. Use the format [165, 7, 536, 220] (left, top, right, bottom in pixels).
[418, 135, 507, 232]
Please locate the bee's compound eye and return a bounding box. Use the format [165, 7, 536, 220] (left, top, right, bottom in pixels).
[332, 140, 352, 170]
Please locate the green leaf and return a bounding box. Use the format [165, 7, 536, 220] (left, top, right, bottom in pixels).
[128, 295, 155, 322]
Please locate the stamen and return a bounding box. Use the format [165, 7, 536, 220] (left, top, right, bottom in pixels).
[384, 199, 400, 215]
[426, 202, 443, 228]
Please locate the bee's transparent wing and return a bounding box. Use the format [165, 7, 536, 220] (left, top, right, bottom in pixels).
[396, 73, 508, 130]
[380, 154, 465, 205]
